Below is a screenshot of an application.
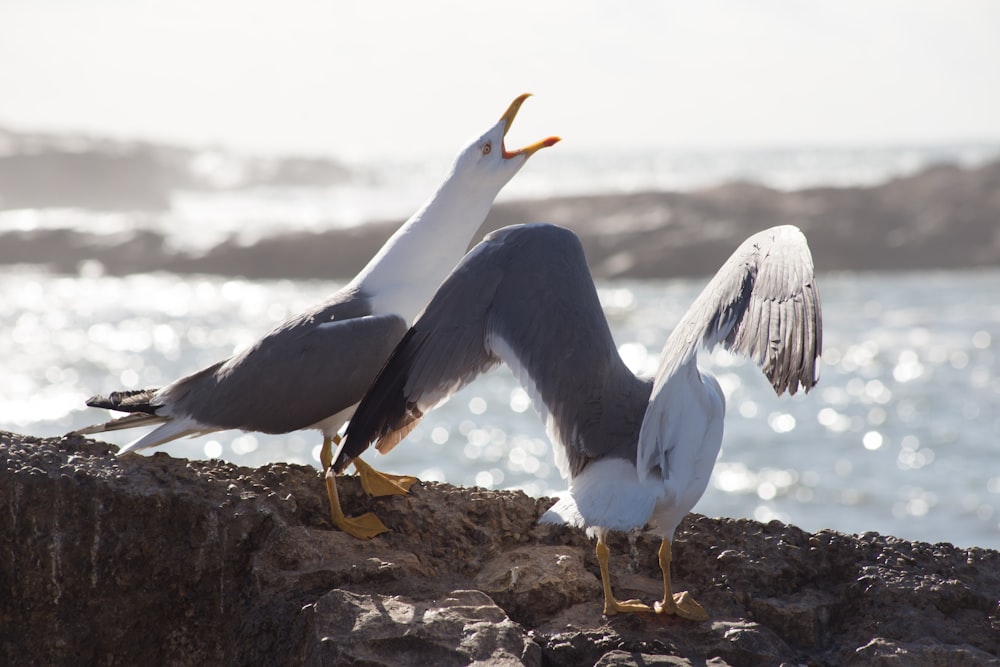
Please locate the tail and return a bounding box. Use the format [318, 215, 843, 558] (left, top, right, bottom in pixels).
[539, 493, 585, 528]
[69, 411, 168, 437]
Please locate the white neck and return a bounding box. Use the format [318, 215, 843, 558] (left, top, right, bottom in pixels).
[349, 169, 500, 323]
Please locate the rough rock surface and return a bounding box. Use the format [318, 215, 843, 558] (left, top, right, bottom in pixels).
[3, 432, 999, 666]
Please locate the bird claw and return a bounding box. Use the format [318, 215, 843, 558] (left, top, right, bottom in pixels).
[654, 591, 709, 621]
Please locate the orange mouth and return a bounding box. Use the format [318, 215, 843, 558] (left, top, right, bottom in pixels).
[498, 93, 561, 159]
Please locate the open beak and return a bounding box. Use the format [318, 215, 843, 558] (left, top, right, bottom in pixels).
[499, 93, 561, 159]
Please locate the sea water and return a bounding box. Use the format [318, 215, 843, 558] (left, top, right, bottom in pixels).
[3, 266, 997, 549]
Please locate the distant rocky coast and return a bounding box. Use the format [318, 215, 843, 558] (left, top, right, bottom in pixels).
[1, 125, 998, 279]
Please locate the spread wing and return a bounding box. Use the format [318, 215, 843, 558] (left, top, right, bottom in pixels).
[338, 224, 650, 477]
[637, 224, 822, 480]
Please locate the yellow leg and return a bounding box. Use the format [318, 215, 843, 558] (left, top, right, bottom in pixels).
[653, 538, 708, 621]
[319, 434, 337, 473]
[352, 457, 419, 497]
[596, 532, 653, 615]
[320, 436, 389, 539]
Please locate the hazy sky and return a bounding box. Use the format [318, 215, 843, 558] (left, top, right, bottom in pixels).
[2, 1, 998, 160]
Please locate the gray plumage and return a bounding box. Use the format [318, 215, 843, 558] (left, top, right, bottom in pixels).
[340, 222, 821, 539]
[71, 94, 560, 456]
[79, 291, 406, 449]
[339, 219, 820, 619]
[338, 223, 651, 476]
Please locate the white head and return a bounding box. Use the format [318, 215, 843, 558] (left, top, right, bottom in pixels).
[443, 93, 561, 197]
[353, 94, 558, 321]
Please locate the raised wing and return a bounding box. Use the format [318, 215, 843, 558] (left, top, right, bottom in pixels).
[654, 224, 821, 396]
[338, 224, 650, 477]
[637, 224, 822, 479]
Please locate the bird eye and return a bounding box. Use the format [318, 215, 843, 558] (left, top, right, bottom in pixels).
[482, 142, 492, 155]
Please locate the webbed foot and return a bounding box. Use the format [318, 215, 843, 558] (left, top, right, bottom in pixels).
[325, 469, 389, 539]
[654, 590, 709, 621]
[353, 457, 419, 497]
[604, 597, 654, 616]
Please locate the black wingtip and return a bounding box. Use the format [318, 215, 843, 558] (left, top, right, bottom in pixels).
[84, 395, 107, 408]
[337, 390, 410, 473]
[85, 389, 160, 414]
[337, 332, 421, 474]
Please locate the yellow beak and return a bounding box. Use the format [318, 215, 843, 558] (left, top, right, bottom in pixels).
[499, 93, 561, 159]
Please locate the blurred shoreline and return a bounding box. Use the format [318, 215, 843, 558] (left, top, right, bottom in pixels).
[1, 127, 998, 280]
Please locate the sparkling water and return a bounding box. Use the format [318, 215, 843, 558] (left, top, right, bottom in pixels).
[4, 266, 997, 549]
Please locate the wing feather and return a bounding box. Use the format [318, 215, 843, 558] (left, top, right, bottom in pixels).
[339, 224, 649, 476]
[637, 225, 822, 479]
[170, 309, 408, 434]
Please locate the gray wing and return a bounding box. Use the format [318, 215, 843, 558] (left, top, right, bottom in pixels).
[637, 225, 823, 486]
[338, 223, 651, 477]
[163, 291, 408, 434]
[636, 225, 821, 480]
[650, 224, 822, 396]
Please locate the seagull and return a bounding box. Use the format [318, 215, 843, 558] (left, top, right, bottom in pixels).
[70, 95, 559, 539]
[338, 222, 821, 618]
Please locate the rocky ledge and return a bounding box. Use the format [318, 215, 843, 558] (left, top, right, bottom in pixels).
[2, 432, 998, 666]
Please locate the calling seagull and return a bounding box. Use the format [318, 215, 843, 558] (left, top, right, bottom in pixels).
[71, 95, 559, 539]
